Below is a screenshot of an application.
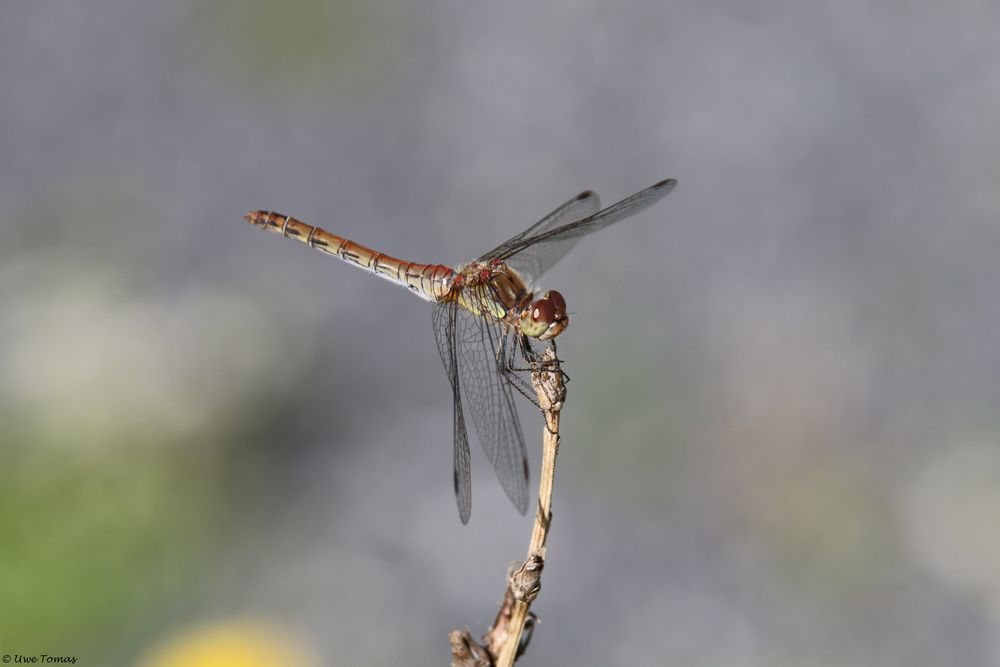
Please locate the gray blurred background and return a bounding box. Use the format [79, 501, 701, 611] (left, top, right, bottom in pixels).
[2, 1, 999, 665]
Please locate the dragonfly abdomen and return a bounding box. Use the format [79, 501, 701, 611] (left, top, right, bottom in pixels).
[245, 210, 454, 301]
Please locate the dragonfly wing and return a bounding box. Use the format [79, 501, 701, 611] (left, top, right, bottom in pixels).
[432, 298, 473, 524]
[452, 304, 530, 515]
[490, 178, 677, 283]
[480, 190, 602, 260]
[477, 190, 601, 282]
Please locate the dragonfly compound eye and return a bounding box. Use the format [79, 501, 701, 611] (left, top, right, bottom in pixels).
[546, 290, 566, 313]
[520, 291, 569, 340]
[531, 299, 555, 324]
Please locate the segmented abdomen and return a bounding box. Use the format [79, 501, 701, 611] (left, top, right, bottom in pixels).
[245, 210, 455, 302]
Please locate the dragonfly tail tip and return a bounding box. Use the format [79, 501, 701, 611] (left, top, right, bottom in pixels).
[244, 210, 268, 227]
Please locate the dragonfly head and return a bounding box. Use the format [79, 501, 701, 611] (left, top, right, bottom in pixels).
[520, 290, 568, 341]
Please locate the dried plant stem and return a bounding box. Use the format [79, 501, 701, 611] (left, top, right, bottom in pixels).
[528, 396, 561, 556]
[494, 400, 560, 667]
[450, 348, 565, 667]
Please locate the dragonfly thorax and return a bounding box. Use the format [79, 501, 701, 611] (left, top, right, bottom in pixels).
[453, 262, 569, 340]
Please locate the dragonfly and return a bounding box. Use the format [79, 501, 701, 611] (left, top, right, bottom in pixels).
[245, 177, 676, 523]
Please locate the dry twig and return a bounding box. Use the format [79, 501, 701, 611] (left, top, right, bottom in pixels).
[451, 347, 566, 666]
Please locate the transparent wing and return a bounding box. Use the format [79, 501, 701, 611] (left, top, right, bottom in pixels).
[456, 305, 529, 515]
[481, 178, 677, 283]
[432, 298, 473, 524]
[432, 297, 530, 521]
[479, 189, 601, 264]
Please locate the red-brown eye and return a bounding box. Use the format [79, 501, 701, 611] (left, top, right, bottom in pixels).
[547, 290, 566, 313]
[532, 299, 555, 323]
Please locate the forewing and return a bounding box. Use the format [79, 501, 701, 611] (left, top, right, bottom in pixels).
[453, 304, 530, 515]
[480, 190, 601, 261]
[489, 178, 676, 283]
[432, 298, 473, 524]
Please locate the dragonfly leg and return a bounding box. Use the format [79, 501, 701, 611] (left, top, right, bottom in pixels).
[516, 336, 566, 377]
[548, 340, 570, 387]
[495, 329, 542, 407]
[512, 338, 567, 435]
[504, 335, 569, 416]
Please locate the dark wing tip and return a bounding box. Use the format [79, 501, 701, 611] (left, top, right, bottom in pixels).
[576, 190, 598, 200]
[518, 459, 530, 514]
[654, 178, 678, 192]
[454, 458, 472, 524]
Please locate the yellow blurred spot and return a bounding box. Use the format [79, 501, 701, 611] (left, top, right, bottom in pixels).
[137, 618, 317, 667]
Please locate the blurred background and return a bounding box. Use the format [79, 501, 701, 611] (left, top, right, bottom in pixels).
[1, 1, 999, 665]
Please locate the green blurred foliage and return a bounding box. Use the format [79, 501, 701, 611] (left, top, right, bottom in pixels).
[185, 0, 404, 99]
[0, 178, 318, 656]
[0, 442, 220, 651]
